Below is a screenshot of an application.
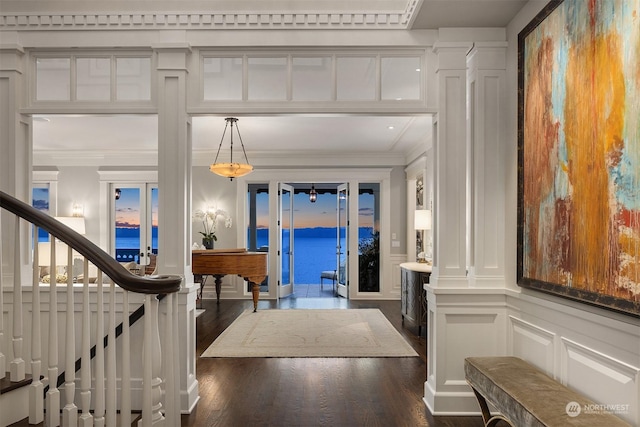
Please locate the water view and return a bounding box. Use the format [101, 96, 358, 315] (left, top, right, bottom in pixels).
[116, 226, 376, 284]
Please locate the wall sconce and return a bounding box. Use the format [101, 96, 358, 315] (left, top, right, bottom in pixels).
[309, 184, 317, 203]
[72, 202, 84, 217]
[115, 188, 121, 200]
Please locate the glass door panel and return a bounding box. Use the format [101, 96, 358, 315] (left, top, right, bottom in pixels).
[358, 183, 380, 292]
[336, 183, 349, 298]
[279, 183, 294, 297]
[112, 184, 157, 274]
[114, 186, 142, 264]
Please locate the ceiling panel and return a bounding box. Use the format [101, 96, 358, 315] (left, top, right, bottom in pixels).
[33, 114, 431, 156]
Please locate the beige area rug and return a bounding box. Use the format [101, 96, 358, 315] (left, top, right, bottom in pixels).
[201, 308, 418, 358]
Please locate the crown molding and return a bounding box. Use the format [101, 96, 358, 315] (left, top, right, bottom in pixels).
[0, 1, 422, 31]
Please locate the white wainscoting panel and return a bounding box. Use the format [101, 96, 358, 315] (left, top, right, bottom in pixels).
[389, 254, 406, 298]
[444, 312, 499, 383]
[562, 337, 639, 423]
[509, 315, 556, 377]
[508, 290, 640, 425]
[424, 289, 507, 415]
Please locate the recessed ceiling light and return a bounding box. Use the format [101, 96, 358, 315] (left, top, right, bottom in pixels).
[388, 126, 395, 130]
[416, 68, 421, 72]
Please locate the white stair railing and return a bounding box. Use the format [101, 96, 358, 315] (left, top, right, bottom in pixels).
[46, 233, 61, 427]
[10, 215, 25, 383]
[0, 215, 5, 380]
[29, 228, 44, 424]
[62, 246, 78, 425]
[94, 272, 106, 427]
[79, 259, 92, 427]
[1, 191, 182, 427]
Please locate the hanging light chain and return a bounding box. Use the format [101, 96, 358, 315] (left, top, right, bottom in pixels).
[212, 119, 231, 165]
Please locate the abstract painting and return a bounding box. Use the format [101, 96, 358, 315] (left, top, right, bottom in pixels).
[517, 0, 640, 316]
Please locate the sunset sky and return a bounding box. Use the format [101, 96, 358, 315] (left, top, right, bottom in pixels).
[115, 187, 158, 228]
[115, 187, 374, 229]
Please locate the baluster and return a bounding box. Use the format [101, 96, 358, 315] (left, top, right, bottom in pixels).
[106, 284, 117, 426]
[79, 259, 93, 426]
[10, 215, 25, 381]
[94, 272, 105, 427]
[29, 227, 44, 424]
[0, 216, 5, 380]
[120, 290, 131, 427]
[165, 293, 181, 426]
[63, 246, 78, 426]
[46, 235, 61, 427]
[163, 294, 175, 424]
[138, 295, 164, 427]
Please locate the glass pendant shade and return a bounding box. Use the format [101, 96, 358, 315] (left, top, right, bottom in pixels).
[209, 162, 253, 178]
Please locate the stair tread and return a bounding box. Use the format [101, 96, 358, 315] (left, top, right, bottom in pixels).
[0, 373, 33, 395]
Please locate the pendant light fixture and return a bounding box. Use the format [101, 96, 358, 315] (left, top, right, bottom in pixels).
[309, 184, 317, 203]
[210, 117, 253, 181]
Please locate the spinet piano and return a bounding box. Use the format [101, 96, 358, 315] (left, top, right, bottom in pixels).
[192, 249, 268, 312]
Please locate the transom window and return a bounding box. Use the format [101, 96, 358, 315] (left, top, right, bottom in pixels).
[34, 54, 152, 103]
[201, 51, 424, 103]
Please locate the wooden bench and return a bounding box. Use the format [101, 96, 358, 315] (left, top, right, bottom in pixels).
[464, 356, 631, 427]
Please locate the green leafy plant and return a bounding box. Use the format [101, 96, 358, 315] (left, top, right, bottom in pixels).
[358, 230, 379, 292]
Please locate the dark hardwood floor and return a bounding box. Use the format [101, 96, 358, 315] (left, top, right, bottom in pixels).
[9, 295, 484, 426]
[183, 297, 484, 427]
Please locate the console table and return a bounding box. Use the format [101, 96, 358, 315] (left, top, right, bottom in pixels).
[400, 262, 431, 336]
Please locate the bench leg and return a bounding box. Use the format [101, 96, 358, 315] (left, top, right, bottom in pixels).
[470, 387, 514, 427]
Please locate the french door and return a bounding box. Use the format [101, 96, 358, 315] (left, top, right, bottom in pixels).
[278, 183, 294, 297]
[336, 183, 349, 298]
[112, 183, 158, 270]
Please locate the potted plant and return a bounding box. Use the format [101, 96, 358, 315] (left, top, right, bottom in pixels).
[193, 207, 232, 249]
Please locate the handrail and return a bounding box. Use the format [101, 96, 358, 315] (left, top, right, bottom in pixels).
[0, 190, 182, 294]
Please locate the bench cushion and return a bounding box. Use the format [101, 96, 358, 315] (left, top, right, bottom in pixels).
[465, 357, 630, 426]
[321, 270, 337, 280]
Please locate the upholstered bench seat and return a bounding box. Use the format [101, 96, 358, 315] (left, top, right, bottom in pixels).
[320, 270, 337, 294]
[464, 356, 630, 427]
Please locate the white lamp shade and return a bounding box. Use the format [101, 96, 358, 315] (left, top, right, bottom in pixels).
[38, 241, 70, 266]
[414, 209, 432, 230]
[54, 216, 86, 235]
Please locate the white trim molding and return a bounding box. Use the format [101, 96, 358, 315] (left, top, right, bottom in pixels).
[0, 1, 422, 31]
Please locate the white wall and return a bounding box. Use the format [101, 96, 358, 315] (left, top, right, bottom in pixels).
[501, 2, 640, 424]
[424, 2, 639, 424]
[191, 166, 238, 249]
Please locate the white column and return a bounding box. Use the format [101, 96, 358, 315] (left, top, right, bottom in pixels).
[430, 42, 471, 287]
[425, 41, 474, 414]
[424, 40, 508, 417]
[155, 43, 198, 413]
[0, 38, 32, 293]
[466, 42, 508, 288]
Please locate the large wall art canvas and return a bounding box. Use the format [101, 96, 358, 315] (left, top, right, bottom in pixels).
[517, 0, 640, 316]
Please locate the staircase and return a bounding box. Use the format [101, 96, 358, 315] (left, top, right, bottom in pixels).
[0, 191, 183, 426]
